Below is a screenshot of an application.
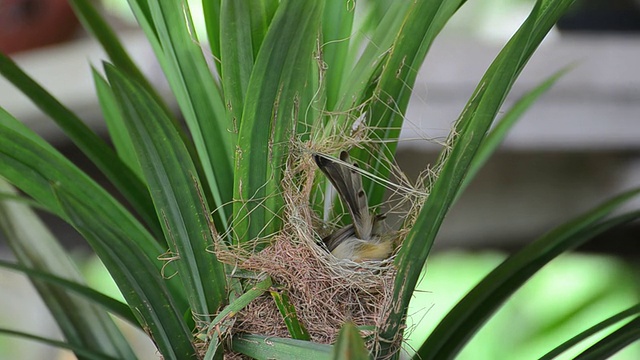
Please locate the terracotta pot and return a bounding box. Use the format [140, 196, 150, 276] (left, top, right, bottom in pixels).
[0, 0, 80, 54]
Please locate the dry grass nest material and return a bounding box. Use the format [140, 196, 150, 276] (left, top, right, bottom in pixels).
[215, 147, 419, 354]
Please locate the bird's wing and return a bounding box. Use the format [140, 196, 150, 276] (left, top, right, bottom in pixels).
[314, 151, 373, 240]
[322, 223, 356, 252]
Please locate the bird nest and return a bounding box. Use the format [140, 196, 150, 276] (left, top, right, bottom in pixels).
[211, 142, 423, 357]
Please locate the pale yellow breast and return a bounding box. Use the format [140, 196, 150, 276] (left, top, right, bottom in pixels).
[353, 240, 393, 262]
[331, 237, 392, 262]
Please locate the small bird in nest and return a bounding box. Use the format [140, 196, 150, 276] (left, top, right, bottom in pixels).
[314, 151, 393, 262]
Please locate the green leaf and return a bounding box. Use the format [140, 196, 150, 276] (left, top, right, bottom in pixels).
[67, 0, 164, 108]
[233, 0, 325, 244]
[312, 0, 413, 219]
[0, 259, 137, 326]
[334, 1, 411, 116]
[203, 276, 273, 357]
[333, 322, 370, 360]
[219, 0, 256, 129]
[0, 329, 120, 360]
[202, 0, 223, 76]
[124, 0, 155, 38]
[297, 56, 323, 140]
[0, 180, 137, 360]
[415, 189, 640, 360]
[356, 0, 464, 208]
[0, 53, 160, 237]
[55, 184, 197, 359]
[146, 0, 235, 233]
[380, 1, 577, 356]
[540, 304, 640, 360]
[271, 288, 310, 340]
[219, 0, 277, 126]
[106, 64, 228, 320]
[0, 107, 189, 313]
[574, 316, 640, 360]
[457, 65, 572, 200]
[0, 107, 165, 258]
[232, 334, 333, 360]
[249, 0, 279, 58]
[322, 0, 355, 111]
[0, 191, 47, 211]
[93, 69, 143, 178]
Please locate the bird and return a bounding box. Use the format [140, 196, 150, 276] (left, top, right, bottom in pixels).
[313, 151, 393, 262]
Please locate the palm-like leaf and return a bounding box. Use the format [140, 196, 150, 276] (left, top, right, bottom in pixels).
[1, 0, 636, 359]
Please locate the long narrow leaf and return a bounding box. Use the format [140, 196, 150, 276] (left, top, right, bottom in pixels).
[333, 322, 370, 360]
[0, 329, 119, 360]
[0, 191, 47, 210]
[356, 0, 464, 207]
[233, 0, 324, 244]
[56, 185, 197, 359]
[67, 0, 163, 108]
[271, 289, 310, 340]
[322, 0, 355, 111]
[333, 1, 412, 116]
[0, 107, 188, 312]
[0, 180, 136, 360]
[218, 0, 277, 125]
[380, 2, 576, 356]
[0, 259, 137, 326]
[457, 65, 572, 200]
[202, 0, 223, 76]
[93, 69, 143, 178]
[219, 0, 256, 128]
[0, 53, 160, 236]
[0, 108, 163, 259]
[249, 0, 279, 58]
[147, 0, 234, 233]
[312, 0, 412, 220]
[574, 316, 640, 360]
[209, 276, 272, 332]
[416, 189, 640, 360]
[0, 94, 195, 359]
[231, 334, 333, 360]
[540, 304, 640, 360]
[203, 276, 272, 358]
[106, 65, 227, 320]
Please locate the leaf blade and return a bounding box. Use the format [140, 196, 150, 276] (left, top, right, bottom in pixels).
[322, 0, 355, 111]
[0, 329, 120, 360]
[416, 189, 640, 360]
[233, 0, 325, 243]
[333, 322, 369, 360]
[0, 180, 137, 360]
[0, 53, 160, 236]
[574, 316, 640, 360]
[93, 68, 143, 178]
[380, 2, 577, 356]
[203, 276, 273, 357]
[540, 305, 640, 360]
[106, 64, 228, 319]
[356, 0, 464, 207]
[231, 334, 333, 360]
[219, 0, 256, 130]
[0, 259, 137, 326]
[457, 65, 572, 200]
[0, 106, 189, 314]
[67, 0, 163, 107]
[147, 0, 235, 233]
[271, 289, 310, 341]
[56, 185, 198, 359]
